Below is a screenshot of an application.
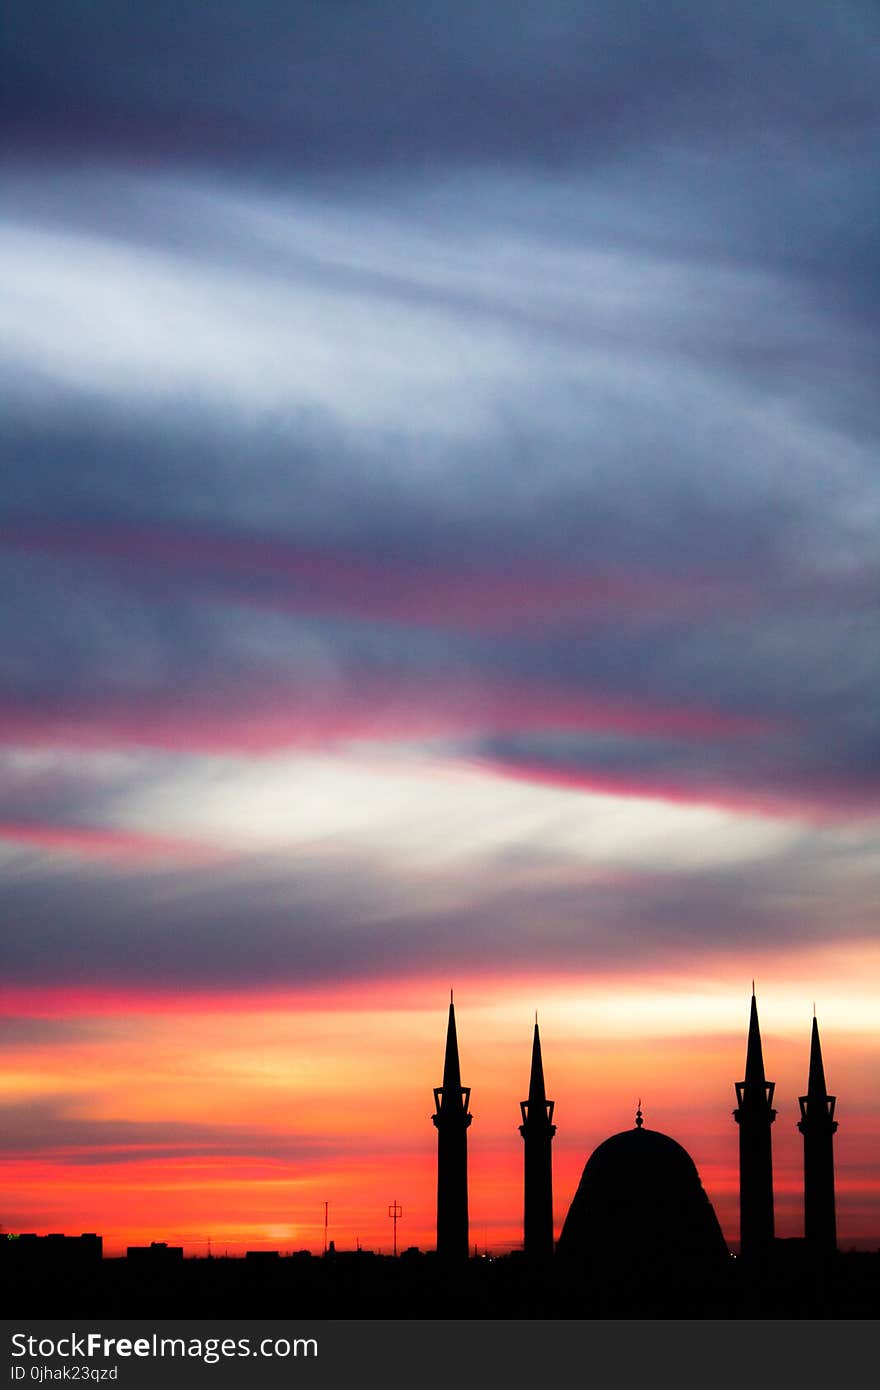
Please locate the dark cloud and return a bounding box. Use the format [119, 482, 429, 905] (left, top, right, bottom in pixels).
[0, 1, 877, 997]
[1, 470, 877, 812]
[1, 824, 874, 992]
[0, 1095, 350, 1165]
[4, 2, 879, 175]
[474, 713, 880, 818]
[0, 1017, 113, 1048]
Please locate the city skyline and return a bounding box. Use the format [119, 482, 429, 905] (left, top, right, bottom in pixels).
[2, 1, 879, 1270]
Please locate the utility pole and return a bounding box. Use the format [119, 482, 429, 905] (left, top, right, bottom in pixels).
[387, 1200, 403, 1257]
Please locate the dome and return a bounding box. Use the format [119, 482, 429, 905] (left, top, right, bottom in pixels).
[556, 1122, 728, 1277]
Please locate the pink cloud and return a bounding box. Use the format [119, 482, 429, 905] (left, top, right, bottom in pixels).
[0, 820, 223, 862]
[481, 755, 880, 822]
[0, 670, 762, 758]
[0, 521, 731, 632]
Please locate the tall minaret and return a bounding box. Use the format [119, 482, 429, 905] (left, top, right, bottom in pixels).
[798, 1012, 838, 1255]
[733, 987, 776, 1260]
[432, 992, 472, 1261]
[519, 1016, 556, 1262]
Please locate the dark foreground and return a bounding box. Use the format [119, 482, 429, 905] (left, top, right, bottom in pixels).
[3, 1243, 878, 1319]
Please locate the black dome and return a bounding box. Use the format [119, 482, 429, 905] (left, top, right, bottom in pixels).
[556, 1124, 728, 1276]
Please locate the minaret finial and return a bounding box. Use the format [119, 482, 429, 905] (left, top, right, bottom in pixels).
[450, 987, 454, 1004]
[752, 978, 755, 996]
[635, 1099, 643, 1128]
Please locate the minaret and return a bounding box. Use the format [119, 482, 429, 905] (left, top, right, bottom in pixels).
[432, 992, 472, 1261]
[519, 1015, 556, 1262]
[733, 987, 776, 1260]
[798, 1012, 837, 1255]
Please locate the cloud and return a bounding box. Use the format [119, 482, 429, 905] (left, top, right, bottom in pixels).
[1, 762, 876, 993]
[0, 1017, 111, 1048]
[0, 2, 877, 1013]
[0, 1095, 346, 1166]
[4, 2, 879, 175]
[0, 172, 876, 805]
[0, 820, 221, 862]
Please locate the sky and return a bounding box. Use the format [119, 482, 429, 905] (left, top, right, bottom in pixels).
[1, 1, 879, 1257]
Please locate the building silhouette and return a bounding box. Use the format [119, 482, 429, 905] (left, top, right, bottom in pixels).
[733, 989, 777, 1261]
[127, 1241, 183, 1266]
[432, 991, 472, 1261]
[798, 1012, 838, 1256]
[426, 990, 844, 1271]
[1, 1233, 101, 1275]
[518, 1016, 556, 1262]
[6, 990, 869, 1318]
[556, 1102, 729, 1286]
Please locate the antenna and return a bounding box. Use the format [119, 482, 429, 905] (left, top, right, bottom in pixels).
[323, 1201, 329, 1256]
[387, 1200, 403, 1258]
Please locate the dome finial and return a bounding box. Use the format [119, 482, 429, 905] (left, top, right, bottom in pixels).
[635, 1099, 643, 1129]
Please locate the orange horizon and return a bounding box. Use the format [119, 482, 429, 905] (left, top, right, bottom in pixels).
[3, 972, 878, 1259]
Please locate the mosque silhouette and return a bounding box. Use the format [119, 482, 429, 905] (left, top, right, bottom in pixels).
[433, 987, 839, 1282]
[4, 986, 873, 1318]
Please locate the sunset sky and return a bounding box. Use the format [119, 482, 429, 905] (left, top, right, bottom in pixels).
[1, 2, 879, 1257]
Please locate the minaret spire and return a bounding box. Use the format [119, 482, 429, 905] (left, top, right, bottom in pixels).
[432, 994, 472, 1261]
[798, 1013, 837, 1255]
[519, 1016, 556, 1262]
[733, 989, 776, 1261]
[527, 1017, 547, 1105]
[441, 991, 463, 1093]
[743, 988, 769, 1087]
